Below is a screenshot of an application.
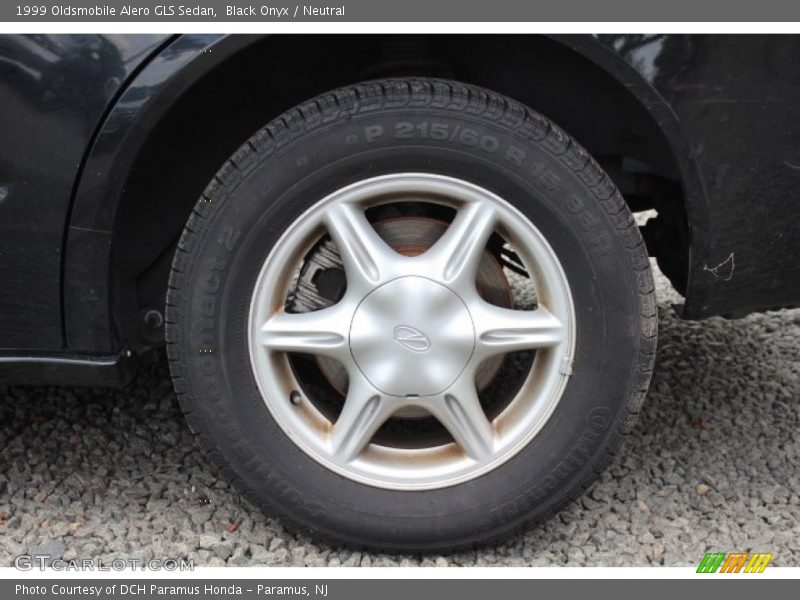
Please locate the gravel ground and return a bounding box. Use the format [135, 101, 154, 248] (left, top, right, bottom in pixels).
[0, 263, 798, 567]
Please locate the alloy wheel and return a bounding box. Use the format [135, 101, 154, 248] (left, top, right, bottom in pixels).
[248, 173, 576, 490]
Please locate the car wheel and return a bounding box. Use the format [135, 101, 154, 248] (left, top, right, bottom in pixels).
[165, 78, 657, 551]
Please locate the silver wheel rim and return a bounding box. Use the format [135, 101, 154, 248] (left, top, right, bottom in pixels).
[248, 173, 576, 490]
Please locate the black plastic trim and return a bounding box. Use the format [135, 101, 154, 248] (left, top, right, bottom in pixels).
[0, 352, 135, 387]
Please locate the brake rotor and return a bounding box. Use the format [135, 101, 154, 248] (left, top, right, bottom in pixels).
[301, 216, 513, 417]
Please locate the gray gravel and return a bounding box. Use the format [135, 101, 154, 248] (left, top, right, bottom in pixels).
[1, 263, 798, 567]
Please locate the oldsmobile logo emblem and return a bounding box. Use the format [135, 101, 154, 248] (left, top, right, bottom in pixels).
[392, 325, 431, 353]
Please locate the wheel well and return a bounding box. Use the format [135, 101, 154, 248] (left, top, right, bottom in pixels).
[112, 34, 689, 349]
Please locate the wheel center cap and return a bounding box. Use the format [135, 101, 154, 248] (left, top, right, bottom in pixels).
[349, 276, 475, 397]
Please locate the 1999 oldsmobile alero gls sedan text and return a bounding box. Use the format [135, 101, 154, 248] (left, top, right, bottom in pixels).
[1, 34, 798, 551]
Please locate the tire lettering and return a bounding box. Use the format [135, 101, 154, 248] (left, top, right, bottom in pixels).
[459, 128, 478, 147]
[390, 121, 499, 154]
[364, 125, 383, 143]
[201, 296, 215, 317]
[505, 146, 526, 166]
[395, 122, 413, 139]
[565, 194, 612, 256]
[363, 121, 609, 253]
[202, 272, 220, 294]
[479, 406, 613, 529]
[429, 123, 448, 140]
[217, 226, 241, 252]
[194, 253, 231, 370]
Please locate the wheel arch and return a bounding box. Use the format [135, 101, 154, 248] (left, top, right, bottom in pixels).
[63, 33, 704, 355]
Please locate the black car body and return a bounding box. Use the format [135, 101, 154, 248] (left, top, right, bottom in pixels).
[1, 34, 799, 386]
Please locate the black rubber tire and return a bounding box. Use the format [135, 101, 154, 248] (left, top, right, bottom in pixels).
[165, 78, 657, 552]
